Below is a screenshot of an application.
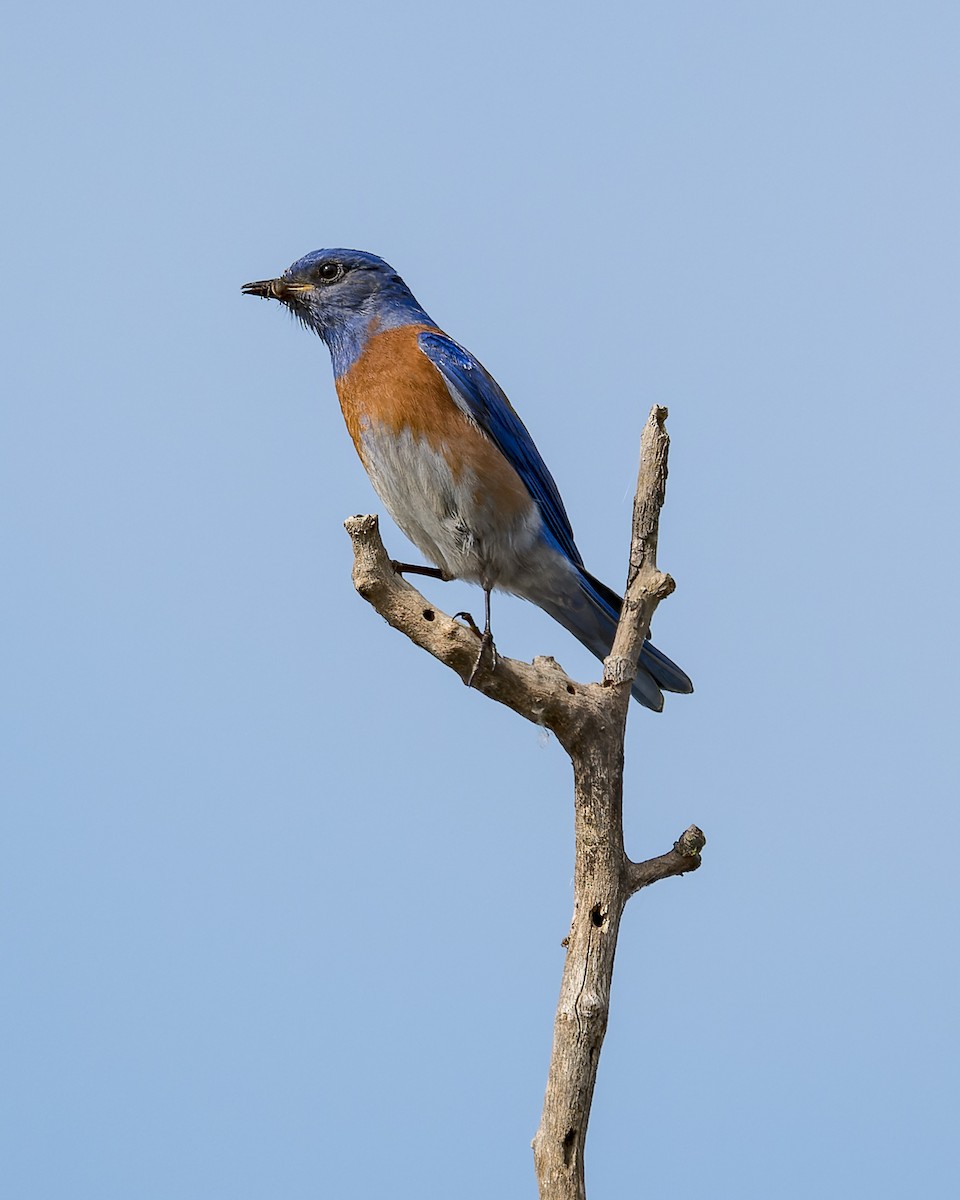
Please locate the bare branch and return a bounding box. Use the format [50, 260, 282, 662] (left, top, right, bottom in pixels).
[342, 406, 704, 1200]
[603, 405, 676, 699]
[624, 825, 706, 895]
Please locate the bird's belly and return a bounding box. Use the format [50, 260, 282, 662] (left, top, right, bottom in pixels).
[357, 425, 544, 588]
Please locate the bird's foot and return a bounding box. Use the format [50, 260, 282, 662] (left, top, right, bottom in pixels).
[454, 611, 498, 686]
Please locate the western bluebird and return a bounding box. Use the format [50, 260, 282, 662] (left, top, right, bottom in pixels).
[243, 250, 692, 711]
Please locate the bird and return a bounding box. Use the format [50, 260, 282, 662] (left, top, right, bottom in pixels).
[242, 249, 692, 711]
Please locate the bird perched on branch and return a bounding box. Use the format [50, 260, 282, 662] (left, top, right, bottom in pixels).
[243, 250, 692, 711]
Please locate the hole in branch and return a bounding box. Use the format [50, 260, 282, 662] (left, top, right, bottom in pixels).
[562, 1128, 577, 1167]
[422, 609, 435, 621]
[590, 905, 605, 928]
[566, 684, 576, 694]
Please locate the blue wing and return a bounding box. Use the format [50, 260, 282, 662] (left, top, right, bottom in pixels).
[418, 330, 583, 567]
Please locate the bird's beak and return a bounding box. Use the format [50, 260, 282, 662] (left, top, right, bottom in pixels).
[242, 277, 283, 300]
[241, 278, 313, 301]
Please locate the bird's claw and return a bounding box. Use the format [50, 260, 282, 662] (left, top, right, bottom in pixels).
[455, 612, 498, 686]
[454, 610, 481, 637]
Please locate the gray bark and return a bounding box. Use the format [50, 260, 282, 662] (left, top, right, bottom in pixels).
[343, 406, 704, 1199]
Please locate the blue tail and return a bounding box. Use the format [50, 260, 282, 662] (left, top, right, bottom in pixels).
[534, 567, 693, 712]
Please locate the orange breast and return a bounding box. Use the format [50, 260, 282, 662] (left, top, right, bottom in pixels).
[335, 324, 532, 518]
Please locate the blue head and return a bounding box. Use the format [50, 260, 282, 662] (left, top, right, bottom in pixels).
[242, 249, 436, 376]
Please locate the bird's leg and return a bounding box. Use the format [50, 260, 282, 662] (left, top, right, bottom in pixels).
[391, 560, 453, 581]
[393, 559, 495, 684]
[456, 587, 497, 687]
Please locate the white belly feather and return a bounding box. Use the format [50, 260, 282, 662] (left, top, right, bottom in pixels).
[358, 424, 562, 594]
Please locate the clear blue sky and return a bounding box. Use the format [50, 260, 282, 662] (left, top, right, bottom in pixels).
[3, 3, 957, 1197]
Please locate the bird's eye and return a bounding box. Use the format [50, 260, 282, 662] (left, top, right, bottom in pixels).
[315, 261, 344, 284]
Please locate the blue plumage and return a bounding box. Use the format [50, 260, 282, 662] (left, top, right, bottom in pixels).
[418, 331, 581, 565]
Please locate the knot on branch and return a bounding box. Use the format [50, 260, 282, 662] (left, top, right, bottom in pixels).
[675, 825, 706, 858]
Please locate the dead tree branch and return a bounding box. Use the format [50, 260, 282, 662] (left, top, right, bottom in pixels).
[343, 405, 703, 1200]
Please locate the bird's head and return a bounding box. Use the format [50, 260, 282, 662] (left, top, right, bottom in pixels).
[242, 249, 435, 375]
